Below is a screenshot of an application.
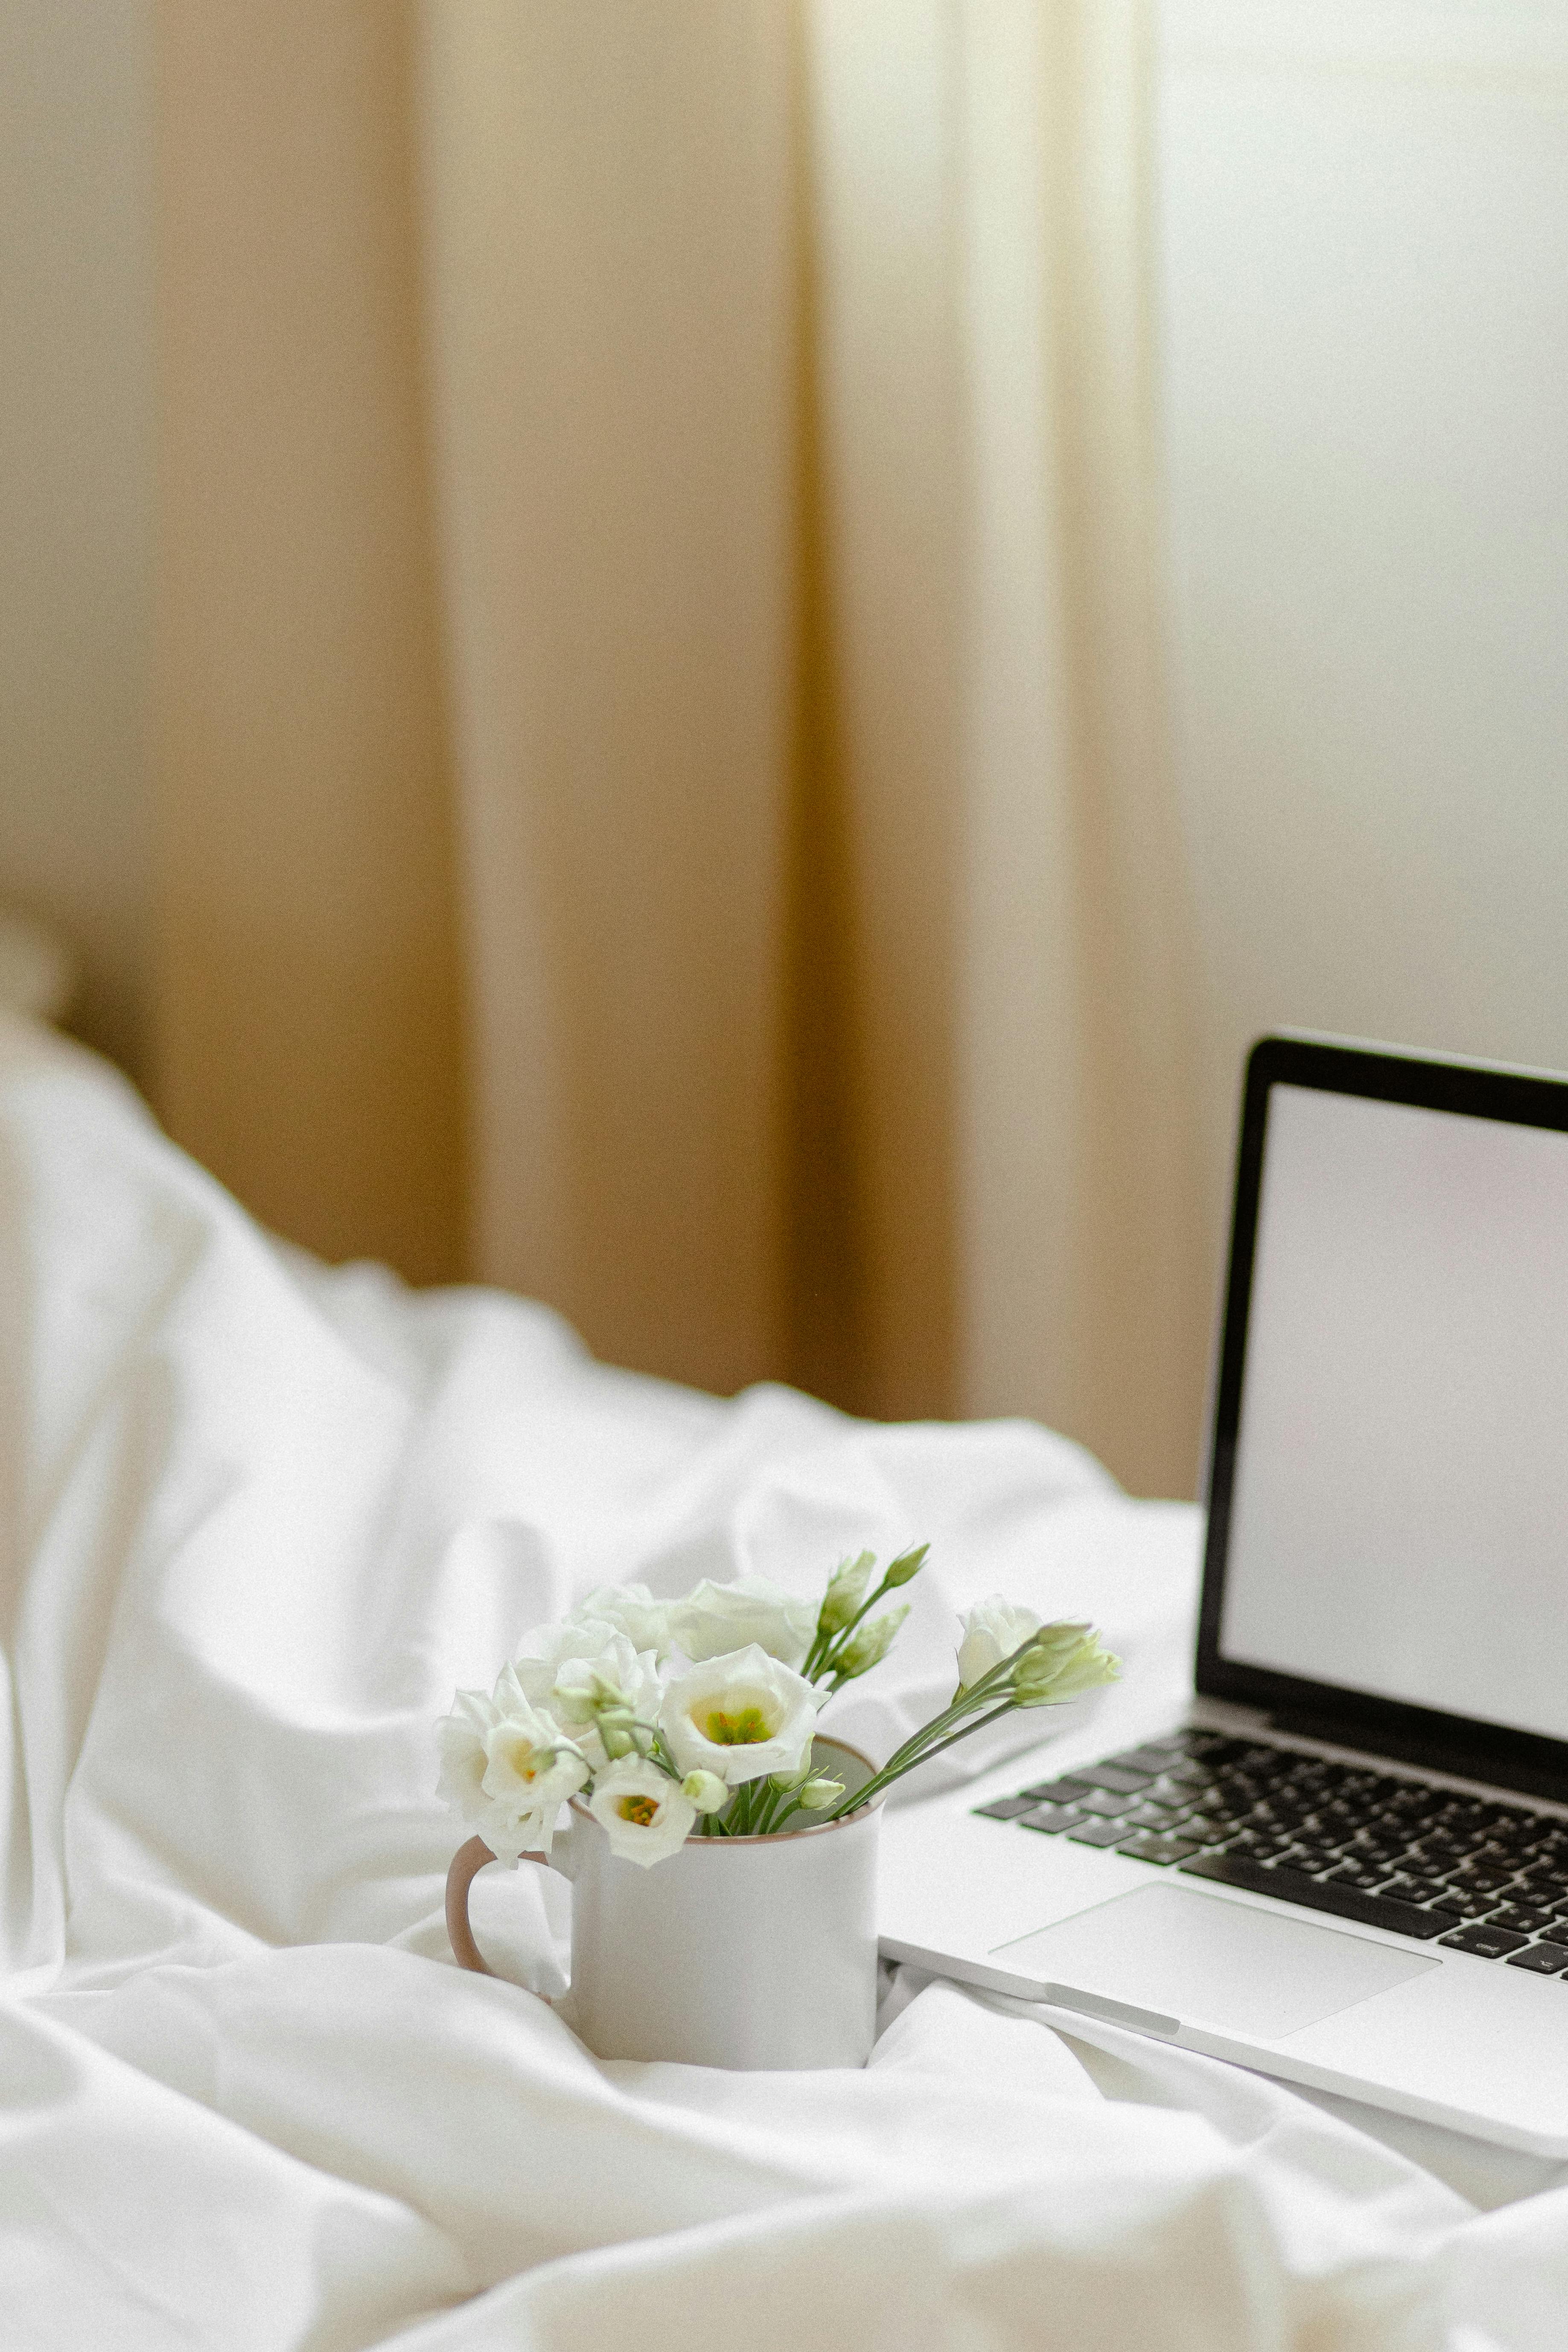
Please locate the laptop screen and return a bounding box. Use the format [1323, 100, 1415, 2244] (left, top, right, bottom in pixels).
[1200, 1041, 1568, 1785]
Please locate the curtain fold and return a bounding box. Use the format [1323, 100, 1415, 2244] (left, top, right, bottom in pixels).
[415, 0, 796, 1399]
[789, 0, 1205, 1480]
[153, 0, 1206, 1496]
[154, 0, 466, 1285]
[953, 0, 1207, 1489]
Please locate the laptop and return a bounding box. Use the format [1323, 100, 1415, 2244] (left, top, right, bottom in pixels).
[879, 1033, 1568, 2155]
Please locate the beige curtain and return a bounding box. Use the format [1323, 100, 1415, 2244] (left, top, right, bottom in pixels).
[156, 3, 465, 1286]
[153, 0, 1206, 1497]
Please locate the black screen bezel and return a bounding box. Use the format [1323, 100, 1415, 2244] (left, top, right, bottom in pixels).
[1196, 1034, 1568, 1804]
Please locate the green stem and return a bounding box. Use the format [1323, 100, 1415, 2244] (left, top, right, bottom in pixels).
[800, 1621, 832, 1683]
[817, 1699, 1018, 1822]
[746, 1784, 782, 1837]
[611, 1719, 684, 1778]
[860, 1677, 999, 1787]
[855, 1631, 1042, 1775]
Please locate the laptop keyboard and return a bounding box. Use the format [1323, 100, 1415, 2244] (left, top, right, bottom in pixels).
[973, 1729, 1568, 1974]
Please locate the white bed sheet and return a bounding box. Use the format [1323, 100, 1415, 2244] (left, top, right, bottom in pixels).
[2, 1013, 1566, 2350]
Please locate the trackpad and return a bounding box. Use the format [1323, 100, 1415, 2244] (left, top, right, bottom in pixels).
[992, 1884, 1438, 2040]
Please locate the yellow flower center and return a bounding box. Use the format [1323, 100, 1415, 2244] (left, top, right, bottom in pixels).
[617, 1793, 660, 1827]
[703, 1705, 772, 1746]
[493, 1728, 543, 1783]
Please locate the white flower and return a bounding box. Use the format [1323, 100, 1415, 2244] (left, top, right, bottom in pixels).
[436, 1669, 590, 1862]
[667, 1576, 817, 1670]
[510, 1614, 623, 1710]
[480, 1662, 590, 1859]
[569, 1581, 674, 1662]
[547, 1633, 664, 1766]
[588, 1758, 697, 1867]
[659, 1644, 819, 1785]
[956, 1596, 1044, 1690]
[436, 1687, 497, 1824]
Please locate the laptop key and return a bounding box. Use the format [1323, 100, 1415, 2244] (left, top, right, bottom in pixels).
[1018, 1776, 1092, 1804]
[1179, 1852, 1449, 1940]
[1076, 1789, 1139, 1817]
[1370, 1872, 1435, 1904]
[1439, 1924, 1529, 1959]
[1506, 1941, 1568, 1975]
[1446, 1865, 1517, 1894]
[1116, 1834, 1201, 1866]
[972, 1796, 1037, 1820]
[1504, 1938, 1568, 1976]
[1224, 1832, 1296, 1862]
[1067, 1819, 1135, 1849]
[1124, 1801, 1186, 1830]
[1485, 1903, 1556, 1937]
[1074, 1766, 1154, 1795]
[1427, 1889, 1499, 1922]
[1017, 1804, 1083, 1834]
[1322, 1859, 1385, 1890]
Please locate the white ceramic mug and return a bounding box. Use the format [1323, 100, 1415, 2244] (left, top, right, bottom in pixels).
[446, 1737, 882, 2069]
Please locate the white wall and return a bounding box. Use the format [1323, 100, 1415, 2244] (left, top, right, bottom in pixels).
[0, 0, 154, 1078]
[1157, 0, 1568, 1267]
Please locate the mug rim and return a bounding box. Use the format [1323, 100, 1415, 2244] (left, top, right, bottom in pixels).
[568, 1733, 883, 1849]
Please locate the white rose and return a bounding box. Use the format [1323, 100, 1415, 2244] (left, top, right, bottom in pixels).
[569, 1582, 674, 1661]
[667, 1576, 817, 1670]
[477, 1661, 590, 1858]
[956, 1596, 1043, 1690]
[587, 1757, 697, 1868]
[659, 1644, 819, 1786]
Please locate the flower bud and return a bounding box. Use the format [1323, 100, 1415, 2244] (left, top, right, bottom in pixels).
[796, 1776, 845, 1811]
[882, 1543, 929, 1589]
[1011, 1626, 1120, 1707]
[837, 1602, 910, 1679]
[681, 1769, 731, 1813]
[1039, 1642, 1121, 1702]
[818, 1551, 875, 1634]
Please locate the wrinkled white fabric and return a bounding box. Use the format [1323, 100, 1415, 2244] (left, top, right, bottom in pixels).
[2, 1014, 1566, 2349]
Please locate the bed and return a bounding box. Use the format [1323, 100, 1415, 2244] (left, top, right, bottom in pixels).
[3, 1011, 1564, 2349]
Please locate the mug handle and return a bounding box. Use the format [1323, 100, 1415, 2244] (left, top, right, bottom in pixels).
[445, 1834, 569, 1979]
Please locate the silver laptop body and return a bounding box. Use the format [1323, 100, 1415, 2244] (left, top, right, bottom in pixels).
[880, 1035, 1568, 2156]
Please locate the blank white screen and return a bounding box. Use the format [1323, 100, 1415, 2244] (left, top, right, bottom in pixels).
[1219, 1084, 1568, 1741]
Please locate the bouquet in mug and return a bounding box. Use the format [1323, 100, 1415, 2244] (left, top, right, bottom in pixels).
[437, 1545, 1119, 1869]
